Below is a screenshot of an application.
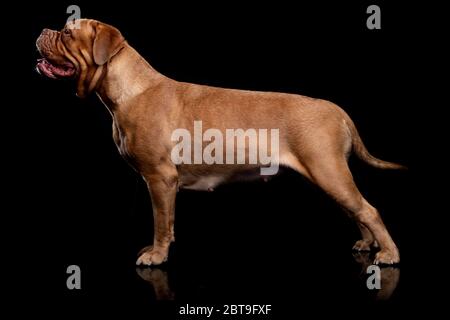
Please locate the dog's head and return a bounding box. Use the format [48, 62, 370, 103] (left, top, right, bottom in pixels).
[36, 19, 125, 97]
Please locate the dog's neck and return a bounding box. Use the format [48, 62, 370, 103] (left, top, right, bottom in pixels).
[96, 43, 167, 112]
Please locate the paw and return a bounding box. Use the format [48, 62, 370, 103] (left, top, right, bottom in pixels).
[352, 240, 371, 251]
[138, 245, 153, 256]
[136, 247, 168, 266]
[374, 249, 400, 265]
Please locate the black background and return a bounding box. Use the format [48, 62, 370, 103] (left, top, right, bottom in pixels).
[22, 1, 434, 318]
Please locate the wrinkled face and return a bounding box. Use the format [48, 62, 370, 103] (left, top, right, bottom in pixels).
[36, 19, 125, 96]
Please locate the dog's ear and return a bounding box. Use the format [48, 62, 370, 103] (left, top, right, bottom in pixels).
[93, 23, 124, 66]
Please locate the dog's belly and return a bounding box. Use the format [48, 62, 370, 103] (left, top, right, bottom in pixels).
[177, 165, 277, 191]
[179, 174, 226, 191]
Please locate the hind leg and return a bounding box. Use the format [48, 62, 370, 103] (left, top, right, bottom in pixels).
[302, 156, 399, 264]
[342, 207, 377, 251]
[353, 223, 379, 251]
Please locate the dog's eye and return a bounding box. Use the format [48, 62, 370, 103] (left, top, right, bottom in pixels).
[63, 28, 71, 35]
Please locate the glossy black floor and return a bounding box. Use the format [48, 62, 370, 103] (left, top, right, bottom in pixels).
[25, 1, 431, 318]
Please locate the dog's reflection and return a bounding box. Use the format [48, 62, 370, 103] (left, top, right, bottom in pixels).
[353, 252, 400, 300]
[135, 254, 398, 301]
[136, 268, 174, 300]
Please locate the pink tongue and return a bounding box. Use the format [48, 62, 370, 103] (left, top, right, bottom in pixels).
[36, 58, 75, 79]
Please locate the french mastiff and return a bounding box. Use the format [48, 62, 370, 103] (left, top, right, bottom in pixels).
[36, 19, 404, 266]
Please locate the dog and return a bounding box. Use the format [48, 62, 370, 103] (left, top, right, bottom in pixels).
[36, 19, 404, 266]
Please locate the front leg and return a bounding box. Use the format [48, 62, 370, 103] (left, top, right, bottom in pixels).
[136, 166, 178, 266]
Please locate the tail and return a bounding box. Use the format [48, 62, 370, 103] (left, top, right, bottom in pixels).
[345, 117, 407, 170]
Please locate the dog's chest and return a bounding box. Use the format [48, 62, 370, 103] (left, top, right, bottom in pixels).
[112, 121, 135, 162]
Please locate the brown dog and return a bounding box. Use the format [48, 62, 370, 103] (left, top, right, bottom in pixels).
[36, 19, 404, 266]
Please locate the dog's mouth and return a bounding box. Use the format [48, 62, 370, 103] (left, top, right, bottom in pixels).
[36, 58, 76, 79]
